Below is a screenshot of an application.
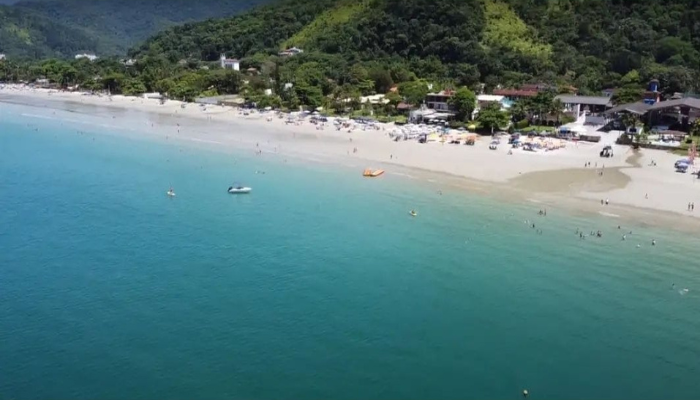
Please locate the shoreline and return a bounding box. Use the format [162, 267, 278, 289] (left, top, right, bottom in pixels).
[2, 86, 700, 231]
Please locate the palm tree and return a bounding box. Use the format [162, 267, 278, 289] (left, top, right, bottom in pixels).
[620, 112, 638, 131]
[549, 99, 564, 125]
[510, 100, 529, 122]
[619, 112, 640, 145]
[690, 119, 700, 137]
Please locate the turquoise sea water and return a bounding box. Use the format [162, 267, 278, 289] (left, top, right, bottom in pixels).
[1, 103, 700, 400]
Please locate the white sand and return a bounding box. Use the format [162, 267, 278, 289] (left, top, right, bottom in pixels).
[2, 85, 700, 226]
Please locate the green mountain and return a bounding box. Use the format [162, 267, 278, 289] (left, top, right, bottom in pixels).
[0, 5, 99, 58]
[133, 0, 700, 96]
[0, 0, 271, 58]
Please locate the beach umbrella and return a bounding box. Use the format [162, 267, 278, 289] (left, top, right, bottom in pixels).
[468, 124, 476, 130]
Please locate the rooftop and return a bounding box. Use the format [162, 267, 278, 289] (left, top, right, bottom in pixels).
[493, 89, 538, 97]
[427, 90, 455, 97]
[604, 101, 651, 115]
[477, 94, 505, 102]
[555, 95, 612, 106]
[647, 97, 700, 111]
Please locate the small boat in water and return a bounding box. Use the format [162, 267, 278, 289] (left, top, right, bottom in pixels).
[166, 187, 176, 197]
[228, 185, 252, 194]
[409, 210, 418, 217]
[363, 168, 385, 177]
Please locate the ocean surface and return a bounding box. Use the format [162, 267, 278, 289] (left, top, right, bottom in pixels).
[1, 102, 699, 400]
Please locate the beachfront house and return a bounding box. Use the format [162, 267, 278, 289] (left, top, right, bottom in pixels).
[0, 54, 5, 61]
[645, 97, 700, 131]
[472, 94, 510, 119]
[425, 90, 454, 112]
[121, 59, 136, 67]
[555, 95, 612, 115]
[75, 53, 98, 61]
[603, 95, 700, 135]
[396, 102, 412, 115]
[279, 47, 304, 57]
[554, 95, 612, 126]
[219, 54, 240, 71]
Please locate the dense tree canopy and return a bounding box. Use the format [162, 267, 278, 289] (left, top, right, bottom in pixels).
[477, 102, 510, 132]
[0, 6, 99, 59]
[449, 88, 477, 122]
[0, 0, 271, 58]
[130, 0, 700, 98]
[6, 0, 700, 118]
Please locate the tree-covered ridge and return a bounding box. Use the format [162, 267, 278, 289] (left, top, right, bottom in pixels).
[133, 0, 700, 97]
[504, 0, 700, 94]
[133, 0, 335, 61]
[0, 5, 98, 59]
[0, 0, 271, 57]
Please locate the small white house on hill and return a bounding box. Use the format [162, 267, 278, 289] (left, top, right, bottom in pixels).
[220, 54, 240, 71]
[75, 53, 98, 61]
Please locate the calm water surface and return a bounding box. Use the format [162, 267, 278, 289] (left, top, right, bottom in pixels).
[1, 104, 699, 400]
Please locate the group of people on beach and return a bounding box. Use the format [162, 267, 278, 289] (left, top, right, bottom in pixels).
[584, 161, 605, 176]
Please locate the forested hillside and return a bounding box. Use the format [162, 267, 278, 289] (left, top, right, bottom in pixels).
[5, 0, 700, 120]
[135, 0, 700, 96]
[0, 5, 99, 58]
[0, 0, 270, 57]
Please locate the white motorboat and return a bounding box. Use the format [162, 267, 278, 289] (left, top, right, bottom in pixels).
[228, 185, 251, 194]
[166, 188, 176, 197]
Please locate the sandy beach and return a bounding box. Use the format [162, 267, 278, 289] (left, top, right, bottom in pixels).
[2, 85, 700, 228]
